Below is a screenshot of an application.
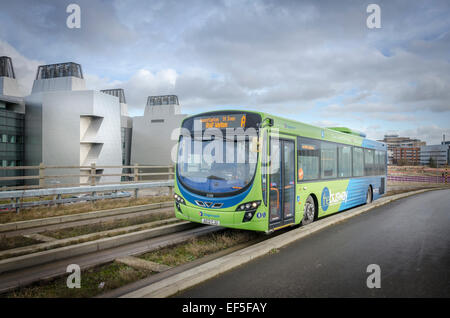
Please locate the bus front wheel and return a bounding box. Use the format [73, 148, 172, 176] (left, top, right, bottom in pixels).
[301, 195, 316, 225]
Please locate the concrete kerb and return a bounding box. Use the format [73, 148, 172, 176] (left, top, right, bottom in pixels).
[121, 188, 440, 298]
[0, 201, 173, 233]
[0, 221, 195, 274]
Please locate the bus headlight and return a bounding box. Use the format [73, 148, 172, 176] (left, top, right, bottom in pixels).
[236, 200, 261, 211]
[174, 193, 186, 205]
[243, 210, 256, 222]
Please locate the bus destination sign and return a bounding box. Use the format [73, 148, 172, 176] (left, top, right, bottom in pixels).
[195, 114, 247, 129]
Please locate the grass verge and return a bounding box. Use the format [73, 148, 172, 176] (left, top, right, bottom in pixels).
[0, 219, 182, 261]
[42, 210, 175, 239]
[0, 195, 171, 224]
[140, 230, 261, 267]
[0, 236, 40, 252]
[2, 229, 260, 298]
[2, 263, 149, 298]
[385, 186, 442, 197]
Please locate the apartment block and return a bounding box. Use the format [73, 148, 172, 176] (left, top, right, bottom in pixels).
[377, 134, 426, 164]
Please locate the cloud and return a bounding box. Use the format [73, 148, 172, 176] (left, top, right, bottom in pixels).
[86, 68, 178, 114]
[0, 40, 43, 95]
[1, 0, 450, 144]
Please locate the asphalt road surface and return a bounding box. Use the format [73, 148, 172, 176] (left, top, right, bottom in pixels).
[177, 189, 450, 297]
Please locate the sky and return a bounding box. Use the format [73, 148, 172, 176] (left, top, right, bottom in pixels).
[0, 0, 449, 144]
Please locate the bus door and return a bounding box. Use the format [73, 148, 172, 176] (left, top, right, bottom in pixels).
[268, 136, 296, 230]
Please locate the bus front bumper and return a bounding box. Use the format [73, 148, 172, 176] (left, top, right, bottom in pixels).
[174, 203, 268, 232]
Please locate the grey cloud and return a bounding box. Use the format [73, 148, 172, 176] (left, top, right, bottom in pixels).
[2, 0, 449, 133]
[0, 0, 137, 64]
[0, 40, 43, 95]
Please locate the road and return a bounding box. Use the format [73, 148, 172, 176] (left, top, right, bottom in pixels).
[177, 189, 450, 297]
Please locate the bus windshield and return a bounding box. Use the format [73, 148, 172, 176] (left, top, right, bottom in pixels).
[177, 135, 258, 195]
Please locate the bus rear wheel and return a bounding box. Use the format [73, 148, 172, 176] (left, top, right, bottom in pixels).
[301, 195, 316, 225]
[366, 186, 373, 204]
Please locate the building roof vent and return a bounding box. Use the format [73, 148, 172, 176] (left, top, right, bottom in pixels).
[147, 95, 179, 106]
[101, 88, 126, 104]
[0, 56, 15, 78]
[35, 62, 83, 80]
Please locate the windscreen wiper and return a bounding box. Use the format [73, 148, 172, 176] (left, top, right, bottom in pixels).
[206, 175, 226, 180]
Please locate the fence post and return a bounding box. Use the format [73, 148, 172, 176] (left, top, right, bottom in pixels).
[90, 163, 96, 186]
[168, 165, 174, 197]
[134, 164, 139, 183]
[39, 162, 45, 188]
[56, 194, 62, 208]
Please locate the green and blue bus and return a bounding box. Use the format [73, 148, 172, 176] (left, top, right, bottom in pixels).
[174, 110, 387, 233]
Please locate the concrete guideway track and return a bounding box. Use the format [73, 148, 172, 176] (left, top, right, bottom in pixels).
[0, 202, 173, 238]
[0, 224, 220, 293]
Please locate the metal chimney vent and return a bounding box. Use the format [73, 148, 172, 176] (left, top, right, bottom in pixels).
[35, 62, 83, 80]
[101, 88, 126, 104]
[0, 56, 15, 78]
[147, 95, 179, 106]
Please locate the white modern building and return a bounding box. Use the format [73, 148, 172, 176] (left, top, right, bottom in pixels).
[0, 56, 25, 187]
[24, 62, 122, 186]
[100, 88, 133, 167]
[2, 58, 188, 187]
[131, 95, 186, 166]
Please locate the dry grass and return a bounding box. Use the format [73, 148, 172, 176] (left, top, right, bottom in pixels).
[386, 189, 426, 196]
[0, 235, 39, 252]
[42, 210, 176, 239]
[141, 230, 260, 267]
[385, 183, 447, 197]
[0, 195, 171, 224]
[2, 262, 149, 298]
[388, 165, 449, 177]
[2, 229, 262, 298]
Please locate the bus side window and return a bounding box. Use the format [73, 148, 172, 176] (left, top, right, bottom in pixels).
[353, 147, 364, 177]
[321, 142, 337, 179]
[338, 145, 352, 178]
[364, 149, 374, 176]
[297, 137, 320, 181]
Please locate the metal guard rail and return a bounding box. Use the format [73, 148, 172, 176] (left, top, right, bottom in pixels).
[0, 181, 173, 212]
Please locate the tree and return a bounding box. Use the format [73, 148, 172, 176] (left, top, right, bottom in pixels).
[429, 156, 437, 168]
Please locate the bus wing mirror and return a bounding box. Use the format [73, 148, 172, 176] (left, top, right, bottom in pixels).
[261, 118, 274, 128]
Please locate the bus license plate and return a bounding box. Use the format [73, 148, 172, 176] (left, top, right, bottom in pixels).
[201, 218, 220, 226]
